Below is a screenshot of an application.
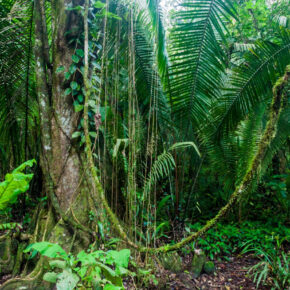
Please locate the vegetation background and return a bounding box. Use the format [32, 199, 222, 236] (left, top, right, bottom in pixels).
[0, 0, 289, 289]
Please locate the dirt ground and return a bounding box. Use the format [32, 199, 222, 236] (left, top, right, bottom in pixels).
[163, 255, 270, 290]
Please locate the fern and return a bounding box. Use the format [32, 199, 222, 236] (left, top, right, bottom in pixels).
[143, 141, 200, 195]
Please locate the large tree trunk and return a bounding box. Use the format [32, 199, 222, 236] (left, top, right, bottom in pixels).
[34, 0, 97, 241]
[1, 1, 100, 288]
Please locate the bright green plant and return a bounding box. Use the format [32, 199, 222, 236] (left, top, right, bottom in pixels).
[242, 236, 290, 289]
[0, 159, 36, 232]
[0, 159, 36, 211]
[24, 242, 131, 290]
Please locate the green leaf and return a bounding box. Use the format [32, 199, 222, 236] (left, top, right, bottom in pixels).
[69, 64, 77, 74]
[88, 100, 96, 107]
[157, 195, 171, 215]
[74, 104, 83, 112]
[56, 269, 79, 290]
[94, 1, 106, 9]
[168, 0, 236, 130]
[92, 61, 101, 70]
[13, 159, 36, 173]
[64, 88, 72, 96]
[49, 260, 67, 269]
[70, 81, 78, 90]
[43, 272, 58, 283]
[65, 72, 71, 80]
[104, 285, 122, 290]
[89, 132, 97, 138]
[97, 221, 104, 240]
[72, 131, 81, 139]
[72, 55, 80, 63]
[76, 49, 84, 57]
[106, 249, 130, 268]
[170, 142, 201, 157]
[66, 5, 83, 11]
[95, 262, 123, 286]
[77, 95, 84, 102]
[0, 160, 36, 210]
[0, 223, 22, 230]
[24, 242, 68, 259]
[56, 66, 65, 74]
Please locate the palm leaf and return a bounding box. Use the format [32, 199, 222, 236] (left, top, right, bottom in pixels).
[212, 28, 290, 138]
[168, 0, 236, 129]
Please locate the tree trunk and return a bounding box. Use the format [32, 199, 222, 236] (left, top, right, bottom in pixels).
[1, 1, 99, 288]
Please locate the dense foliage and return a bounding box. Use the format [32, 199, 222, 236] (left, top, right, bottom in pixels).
[0, 0, 289, 289]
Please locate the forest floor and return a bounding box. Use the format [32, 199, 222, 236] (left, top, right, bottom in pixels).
[0, 255, 270, 289]
[124, 254, 270, 289]
[163, 255, 269, 290]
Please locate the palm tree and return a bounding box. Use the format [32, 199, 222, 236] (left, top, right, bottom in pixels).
[0, 0, 289, 286]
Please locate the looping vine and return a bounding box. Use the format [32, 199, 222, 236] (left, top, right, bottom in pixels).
[82, 0, 289, 252]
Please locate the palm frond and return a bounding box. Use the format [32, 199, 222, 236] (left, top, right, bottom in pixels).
[212, 29, 290, 138]
[168, 0, 236, 129]
[0, 0, 38, 174]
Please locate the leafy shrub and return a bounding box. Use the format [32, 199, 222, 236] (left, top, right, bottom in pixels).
[24, 242, 131, 290]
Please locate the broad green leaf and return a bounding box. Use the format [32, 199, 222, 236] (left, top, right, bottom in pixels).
[88, 100, 96, 107]
[69, 64, 77, 74]
[72, 132, 81, 139]
[64, 88, 71, 96]
[24, 242, 68, 259]
[77, 95, 84, 102]
[56, 269, 79, 290]
[56, 66, 65, 74]
[94, 1, 106, 8]
[157, 195, 171, 215]
[13, 159, 36, 173]
[70, 81, 78, 90]
[0, 160, 36, 210]
[49, 260, 67, 269]
[77, 250, 96, 265]
[72, 55, 80, 63]
[106, 249, 130, 268]
[76, 49, 84, 57]
[104, 285, 122, 290]
[43, 272, 58, 283]
[74, 104, 83, 112]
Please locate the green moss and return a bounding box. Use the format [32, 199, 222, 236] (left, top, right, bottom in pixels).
[191, 250, 206, 278]
[204, 261, 215, 275]
[159, 252, 183, 273]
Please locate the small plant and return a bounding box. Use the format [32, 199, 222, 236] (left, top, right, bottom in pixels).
[242, 236, 290, 289]
[0, 159, 36, 230]
[0, 159, 36, 211]
[24, 242, 131, 290]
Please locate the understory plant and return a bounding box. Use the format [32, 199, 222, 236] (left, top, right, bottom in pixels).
[24, 242, 131, 290]
[0, 159, 36, 230]
[184, 222, 290, 261]
[242, 236, 290, 289]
